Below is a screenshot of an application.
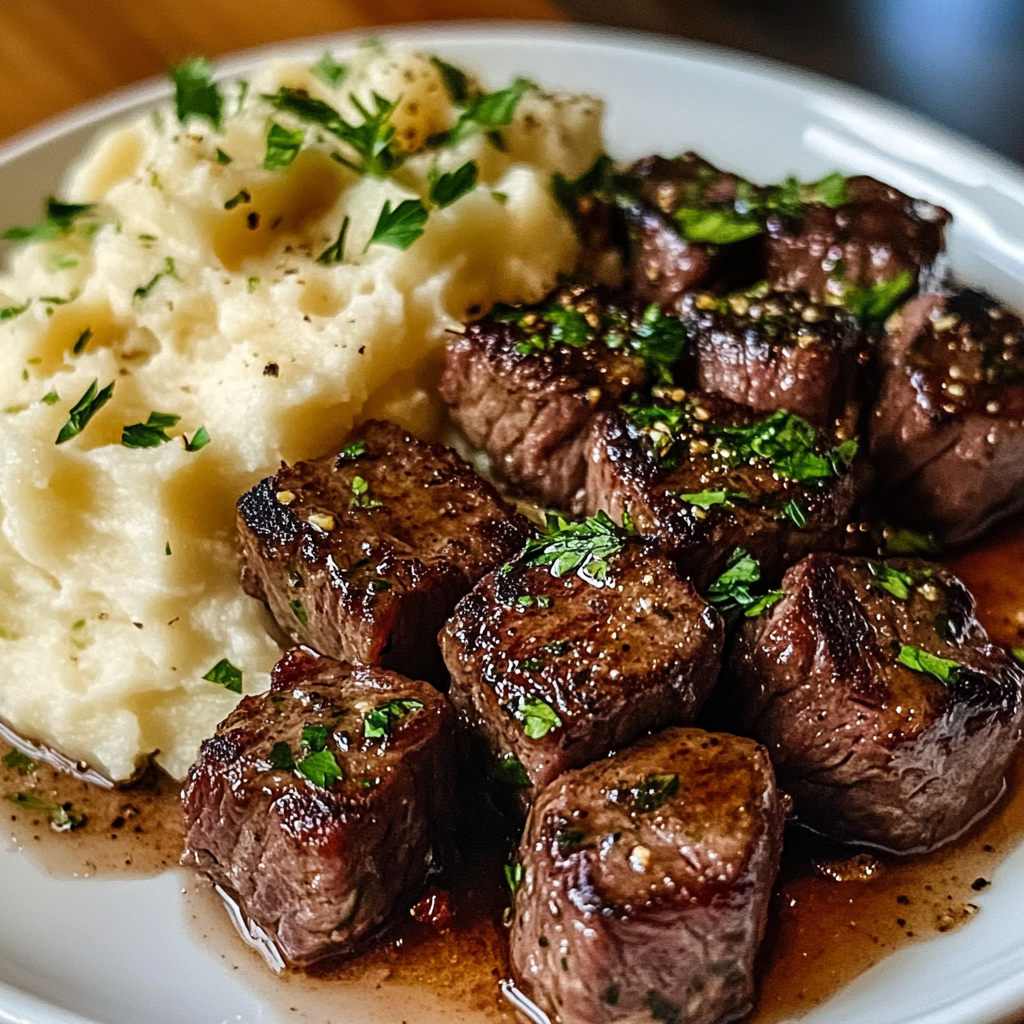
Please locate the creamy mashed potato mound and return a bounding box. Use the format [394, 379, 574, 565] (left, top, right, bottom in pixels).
[0, 45, 603, 781]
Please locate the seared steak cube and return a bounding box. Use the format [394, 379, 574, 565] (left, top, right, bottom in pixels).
[237, 420, 532, 685]
[509, 727, 784, 1024]
[680, 285, 862, 428]
[732, 553, 1024, 851]
[623, 153, 762, 305]
[441, 522, 723, 814]
[870, 289, 1024, 545]
[439, 286, 686, 511]
[766, 175, 950, 304]
[584, 393, 863, 589]
[181, 647, 455, 965]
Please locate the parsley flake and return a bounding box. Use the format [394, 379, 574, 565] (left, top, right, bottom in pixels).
[184, 426, 211, 451]
[1011, 647, 1024, 665]
[337, 439, 368, 462]
[296, 748, 342, 787]
[289, 598, 309, 627]
[310, 51, 348, 87]
[133, 257, 177, 301]
[897, 644, 960, 686]
[492, 753, 531, 787]
[170, 57, 223, 130]
[516, 510, 626, 588]
[884, 527, 940, 556]
[121, 410, 180, 448]
[224, 189, 251, 210]
[867, 561, 916, 600]
[40, 391, 59, 406]
[706, 548, 785, 626]
[631, 773, 679, 814]
[504, 861, 524, 894]
[268, 741, 295, 770]
[430, 55, 471, 105]
[1, 300, 31, 321]
[55, 379, 114, 444]
[779, 499, 808, 528]
[216, 148, 232, 164]
[301, 724, 328, 752]
[429, 160, 479, 208]
[316, 216, 350, 265]
[366, 198, 429, 251]
[2, 749, 36, 775]
[675, 207, 763, 245]
[839, 270, 915, 327]
[350, 474, 382, 508]
[514, 696, 561, 740]
[203, 658, 242, 694]
[1, 198, 97, 244]
[676, 489, 747, 509]
[6, 792, 85, 831]
[363, 699, 424, 739]
[445, 78, 533, 147]
[264, 122, 305, 170]
[73, 327, 93, 355]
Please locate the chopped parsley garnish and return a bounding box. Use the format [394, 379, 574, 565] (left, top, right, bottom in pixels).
[898, 644, 960, 686]
[883, 526, 940, 556]
[363, 699, 425, 739]
[551, 153, 617, 218]
[675, 207, 762, 245]
[2, 749, 36, 774]
[516, 594, 553, 610]
[504, 862, 524, 894]
[428, 160, 479, 208]
[165, 541, 172, 556]
[6, 792, 85, 831]
[516, 510, 627, 588]
[1, 300, 31, 321]
[310, 51, 348, 87]
[520, 657, 544, 672]
[40, 391, 60, 406]
[837, 269, 915, 326]
[779, 499, 808, 528]
[709, 409, 857, 484]
[203, 658, 243, 694]
[676, 489, 747, 509]
[301, 724, 328, 752]
[366, 198, 429, 251]
[224, 189, 251, 210]
[268, 741, 295, 770]
[494, 302, 592, 356]
[316, 216, 350, 265]
[867, 561, 915, 600]
[1011, 647, 1024, 665]
[543, 639, 570, 655]
[337, 439, 368, 461]
[444, 77, 533, 148]
[555, 826, 586, 852]
[73, 327, 93, 355]
[514, 696, 562, 740]
[216, 148, 232, 164]
[492, 753, 531, 787]
[614, 304, 688, 384]
[631, 772, 680, 813]
[1, 197, 97, 243]
[264, 122, 305, 170]
[121, 410, 180, 448]
[430, 55, 471, 104]
[350, 474, 383, 508]
[55, 379, 114, 444]
[133, 256, 177, 301]
[289, 599, 309, 627]
[296, 749, 342, 787]
[706, 548, 785, 626]
[39, 290, 78, 306]
[184, 426, 211, 451]
[169, 57, 223, 130]
[263, 87, 402, 177]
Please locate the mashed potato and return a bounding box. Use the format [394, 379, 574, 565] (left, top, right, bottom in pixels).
[0, 44, 603, 781]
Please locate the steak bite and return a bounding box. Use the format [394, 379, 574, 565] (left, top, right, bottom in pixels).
[680, 284, 862, 428]
[439, 285, 685, 512]
[622, 153, 762, 305]
[441, 518, 724, 813]
[870, 289, 1024, 545]
[732, 553, 1024, 852]
[584, 392, 863, 590]
[766, 174, 950, 305]
[181, 647, 455, 966]
[509, 727, 784, 1024]
[237, 420, 532, 685]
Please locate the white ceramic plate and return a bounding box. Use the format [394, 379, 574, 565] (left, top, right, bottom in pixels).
[2, 22, 1024, 1024]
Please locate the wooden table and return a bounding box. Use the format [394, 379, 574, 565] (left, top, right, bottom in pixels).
[0, 0, 564, 143]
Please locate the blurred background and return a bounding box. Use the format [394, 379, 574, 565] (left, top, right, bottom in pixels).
[2, 0, 1023, 163]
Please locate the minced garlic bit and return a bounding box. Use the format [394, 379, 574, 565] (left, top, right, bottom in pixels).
[276, 490, 296, 504]
[308, 512, 336, 532]
[629, 845, 652, 872]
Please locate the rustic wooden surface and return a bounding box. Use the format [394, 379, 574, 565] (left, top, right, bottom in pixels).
[0, 0, 564, 142]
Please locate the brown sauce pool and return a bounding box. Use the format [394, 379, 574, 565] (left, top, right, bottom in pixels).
[3, 518, 1024, 1022]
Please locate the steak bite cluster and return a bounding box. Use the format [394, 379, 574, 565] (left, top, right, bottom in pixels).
[732, 553, 1024, 852]
[441, 518, 723, 813]
[237, 420, 532, 685]
[870, 289, 1024, 545]
[509, 727, 785, 1024]
[439, 285, 686, 511]
[181, 647, 455, 966]
[680, 284, 862, 428]
[584, 392, 863, 589]
[766, 175, 950, 304]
